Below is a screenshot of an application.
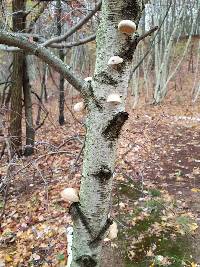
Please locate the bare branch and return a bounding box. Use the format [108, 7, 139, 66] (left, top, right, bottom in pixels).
[42, 1, 101, 47]
[0, 31, 85, 93]
[50, 33, 96, 48]
[137, 26, 159, 43]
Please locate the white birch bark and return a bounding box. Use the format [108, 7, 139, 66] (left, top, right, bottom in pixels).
[70, 1, 144, 266]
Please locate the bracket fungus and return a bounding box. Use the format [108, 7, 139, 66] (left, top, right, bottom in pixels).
[61, 188, 79, 203]
[73, 101, 85, 112]
[108, 56, 123, 66]
[107, 93, 122, 105]
[84, 77, 92, 82]
[118, 20, 136, 34]
[107, 221, 118, 240]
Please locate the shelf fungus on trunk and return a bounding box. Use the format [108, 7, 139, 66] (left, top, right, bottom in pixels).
[118, 20, 137, 34]
[104, 221, 118, 241]
[73, 101, 85, 112]
[107, 93, 122, 105]
[61, 188, 79, 203]
[108, 56, 123, 66]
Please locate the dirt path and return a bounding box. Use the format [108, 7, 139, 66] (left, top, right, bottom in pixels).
[119, 113, 200, 263]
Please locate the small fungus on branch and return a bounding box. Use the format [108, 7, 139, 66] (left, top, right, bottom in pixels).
[107, 93, 122, 105]
[73, 102, 85, 112]
[61, 188, 79, 203]
[118, 20, 136, 34]
[108, 56, 123, 66]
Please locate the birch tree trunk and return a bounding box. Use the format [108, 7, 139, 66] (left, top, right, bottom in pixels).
[71, 1, 144, 266]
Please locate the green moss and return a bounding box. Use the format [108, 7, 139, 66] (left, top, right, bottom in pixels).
[115, 180, 195, 266]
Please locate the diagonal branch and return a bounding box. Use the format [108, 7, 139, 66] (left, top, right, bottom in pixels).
[0, 33, 96, 50]
[50, 33, 96, 48]
[42, 1, 101, 47]
[0, 31, 85, 93]
[137, 26, 158, 43]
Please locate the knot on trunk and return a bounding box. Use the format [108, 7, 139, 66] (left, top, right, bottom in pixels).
[93, 165, 112, 181]
[76, 255, 97, 267]
[102, 112, 129, 140]
[94, 71, 119, 86]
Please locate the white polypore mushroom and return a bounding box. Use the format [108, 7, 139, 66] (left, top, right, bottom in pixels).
[108, 56, 123, 66]
[107, 93, 122, 105]
[73, 101, 85, 112]
[61, 188, 79, 202]
[84, 77, 92, 82]
[107, 221, 118, 240]
[118, 20, 136, 34]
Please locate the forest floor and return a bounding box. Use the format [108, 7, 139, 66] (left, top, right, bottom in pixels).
[1, 94, 200, 266]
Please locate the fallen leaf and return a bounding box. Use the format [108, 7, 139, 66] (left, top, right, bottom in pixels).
[5, 255, 12, 263]
[191, 188, 200, 193]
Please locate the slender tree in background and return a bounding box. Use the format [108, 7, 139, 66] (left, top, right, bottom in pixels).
[9, 0, 25, 156]
[23, 56, 35, 156]
[56, 0, 65, 125]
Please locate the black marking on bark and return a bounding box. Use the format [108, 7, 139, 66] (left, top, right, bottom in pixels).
[93, 165, 112, 181]
[76, 255, 97, 267]
[102, 112, 129, 140]
[90, 218, 113, 246]
[87, 83, 103, 111]
[94, 72, 119, 86]
[121, 0, 142, 21]
[70, 203, 94, 238]
[118, 34, 139, 62]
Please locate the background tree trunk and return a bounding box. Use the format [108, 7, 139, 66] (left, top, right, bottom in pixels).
[56, 0, 65, 125]
[9, 0, 26, 156]
[23, 56, 35, 156]
[58, 49, 65, 125]
[36, 64, 47, 126]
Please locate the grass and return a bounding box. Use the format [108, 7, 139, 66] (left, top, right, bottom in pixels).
[115, 180, 196, 267]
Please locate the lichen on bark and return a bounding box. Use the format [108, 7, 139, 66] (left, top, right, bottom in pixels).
[70, 1, 144, 266]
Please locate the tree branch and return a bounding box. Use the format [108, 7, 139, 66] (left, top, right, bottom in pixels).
[42, 1, 101, 47]
[50, 33, 96, 48]
[137, 26, 159, 43]
[0, 31, 85, 93]
[0, 33, 96, 50]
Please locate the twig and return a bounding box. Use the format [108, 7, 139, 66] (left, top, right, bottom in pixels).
[130, 0, 173, 77]
[42, 1, 101, 47]
[137, 26, 159, 43]
[35, 110, 49, 131]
